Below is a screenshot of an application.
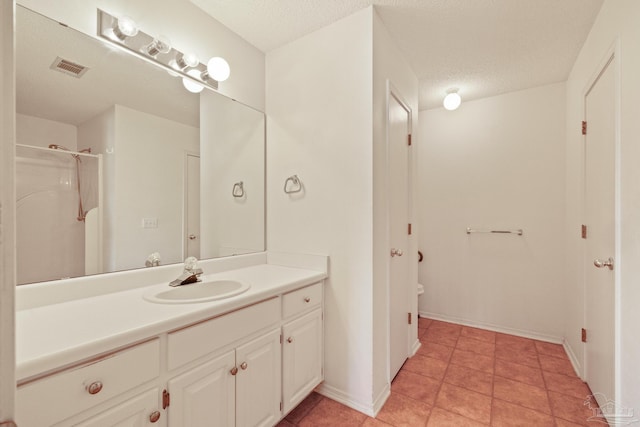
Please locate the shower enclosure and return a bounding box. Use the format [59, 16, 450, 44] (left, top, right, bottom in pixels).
[16, 143, 102, 284]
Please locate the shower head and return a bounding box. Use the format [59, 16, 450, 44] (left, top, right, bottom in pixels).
[48, 144, 72, 151]
[48, 144, 81, 161]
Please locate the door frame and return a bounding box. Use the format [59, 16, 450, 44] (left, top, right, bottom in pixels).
[385, 80, 414, 382]
[581, 39, 621, 403]
[0, 0, 16, 423]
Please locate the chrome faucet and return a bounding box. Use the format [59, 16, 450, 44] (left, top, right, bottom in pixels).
[169, 257, 203, 287]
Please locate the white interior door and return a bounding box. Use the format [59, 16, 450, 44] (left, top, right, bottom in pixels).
[185, 154, 200, 259]
[388, 88, 411, 380]
[584, 54, 616, 405]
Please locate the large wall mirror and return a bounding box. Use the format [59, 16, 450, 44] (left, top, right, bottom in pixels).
[15, 6, 265, 285]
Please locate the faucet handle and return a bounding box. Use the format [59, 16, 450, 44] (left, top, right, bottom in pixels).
[184, 256, 198, 272]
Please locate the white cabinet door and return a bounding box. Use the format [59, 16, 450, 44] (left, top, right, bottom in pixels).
[235, 329, 282, 427]
[71, 388, 163, 427]
[282, 309, 323, 414]
[168, 350, 236, 427]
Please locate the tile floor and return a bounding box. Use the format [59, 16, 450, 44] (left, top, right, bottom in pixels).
[277, 318, 606, 426]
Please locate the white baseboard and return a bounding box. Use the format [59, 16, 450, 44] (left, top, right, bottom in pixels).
[410, 338, 421, 357]
[563, 338, 583, 379]
[315, 382, 388, 417]
[419, 310, 564, 344]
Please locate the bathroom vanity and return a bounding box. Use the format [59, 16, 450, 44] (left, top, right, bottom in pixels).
[15, 253, 327, 426]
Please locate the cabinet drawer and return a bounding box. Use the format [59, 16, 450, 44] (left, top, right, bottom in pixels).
[17, 339, 160, 427]
[283, 282, 323, 319]
[168, 297, 281, 370]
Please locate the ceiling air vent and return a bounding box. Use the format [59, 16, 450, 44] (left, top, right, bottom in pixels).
[50, 56, 89, 78]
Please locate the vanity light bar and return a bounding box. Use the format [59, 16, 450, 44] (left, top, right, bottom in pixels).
[96, 9, 219, 91]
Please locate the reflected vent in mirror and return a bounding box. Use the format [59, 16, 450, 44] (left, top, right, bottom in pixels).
[50, 56, 89, 78]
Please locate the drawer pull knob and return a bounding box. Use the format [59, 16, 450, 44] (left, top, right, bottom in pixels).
[287, 337, 294, 343]
[149, 411, 161, 423]
[230, 366, 238, 376]
[240, 362, 248, 370]
[304, 297, 311, 303]
[86, 381, 103, 395]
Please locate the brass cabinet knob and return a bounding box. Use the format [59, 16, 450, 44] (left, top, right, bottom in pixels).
[149, 411, 161, 423]
[86, 381, 103, 395]
[304, 297, 311, 303]
[230, 366, 238, 376]
[287, 337, 294, 343]
[240, 362, 248, 370]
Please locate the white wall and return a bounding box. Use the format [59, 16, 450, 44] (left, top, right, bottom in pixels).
[372, 9, 419, 405]
[17, 0, 265, 111]
[267, 7, 376, 413]
[200, 90, 265, 258]
[112, 105, 199, 271]
[418, 83, 566, 341]
[16, 114, 77, 149]
[564, 0, 640, 411]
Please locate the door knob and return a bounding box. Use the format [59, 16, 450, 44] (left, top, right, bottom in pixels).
[390, 248, 404, 257]
[189, 234, 197, 240]
[594, 257, 614, 270]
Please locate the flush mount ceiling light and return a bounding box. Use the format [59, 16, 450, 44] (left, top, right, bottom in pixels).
[443, 89, 462, 111]
[97, 9, 231, 93]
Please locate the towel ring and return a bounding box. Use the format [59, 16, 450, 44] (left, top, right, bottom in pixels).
[232, 181, 244, 198]
[284, 175, 302, 194]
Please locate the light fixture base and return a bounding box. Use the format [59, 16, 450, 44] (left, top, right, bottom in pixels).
[97, 9, 218, 91]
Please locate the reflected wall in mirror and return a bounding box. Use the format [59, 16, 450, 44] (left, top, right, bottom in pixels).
[15, 6, 265, 285]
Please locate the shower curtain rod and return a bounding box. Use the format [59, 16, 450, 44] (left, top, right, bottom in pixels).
[17, 143, 100, 159]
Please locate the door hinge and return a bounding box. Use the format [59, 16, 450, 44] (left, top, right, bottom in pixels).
[162, 389, 170, 409]
[581, 328, 587, 343]
[408, 312, 412, 325]
[408, 223, 412, 235]
[581, 224, 587, 239]
[280, 334, 283, 344]
[280, 401, 283, 411]
[582, 121, 587, 135]
[407, 134, 412, 146]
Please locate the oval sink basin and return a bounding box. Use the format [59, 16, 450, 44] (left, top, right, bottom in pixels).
[143, 280, 250, 304]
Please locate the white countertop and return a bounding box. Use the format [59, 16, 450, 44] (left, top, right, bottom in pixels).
[16, 263, 326, 382]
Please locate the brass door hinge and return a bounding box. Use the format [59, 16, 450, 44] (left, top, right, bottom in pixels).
[582, 121, 587, 135]
[162, 389, 170, 409]
[581, 224, 587, 239]
[407, 134, 412, 146]
[581, 328, 587, 343]
[408, 312, 412, 325]
[408, 223, 412, 235]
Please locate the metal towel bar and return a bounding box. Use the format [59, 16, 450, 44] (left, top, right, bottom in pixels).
[466, 227, 523, 236]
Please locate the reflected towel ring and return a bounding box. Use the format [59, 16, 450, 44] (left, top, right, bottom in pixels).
[284, 175, 302, 194]
[232, 181, 244, 198]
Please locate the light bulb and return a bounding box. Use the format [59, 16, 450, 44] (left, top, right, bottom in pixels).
[206, 57, 230, 82]
[113, 16, 138, 41]
[145, 36, 171, 57]
[182, 69, 204, 93]
[171, 52, 199, 70]
[443, 91, 461, 111]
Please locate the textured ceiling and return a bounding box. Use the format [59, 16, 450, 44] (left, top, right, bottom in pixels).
[191, 0, 603, 110]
